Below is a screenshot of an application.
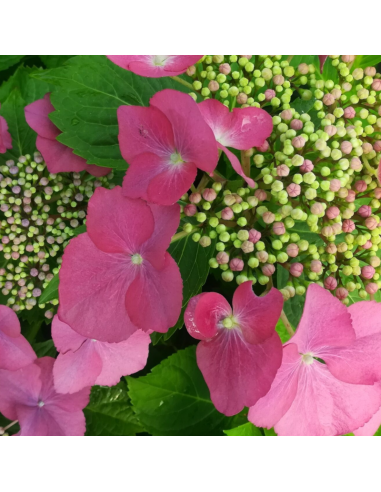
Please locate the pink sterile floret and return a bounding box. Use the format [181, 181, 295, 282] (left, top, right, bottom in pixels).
[0, 107, 12, 154]
[58, 186, 183, 343]
[120, 89, 219, 206]
[107, 55, 204, 78]
[52, 316, 150, 394]
[184, 282, 283, 416]
[249, 285, 381, 436]
[24, 94, 110, 176]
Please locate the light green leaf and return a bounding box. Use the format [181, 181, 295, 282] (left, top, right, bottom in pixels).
[39, 274, 59, 304]
[224, 423, 263, 436]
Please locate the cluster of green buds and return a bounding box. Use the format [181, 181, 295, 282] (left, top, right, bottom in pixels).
[186, 55, 381, 303]
[0, 152, 113, 317]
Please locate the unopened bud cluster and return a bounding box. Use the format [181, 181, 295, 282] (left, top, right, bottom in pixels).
[0, 153, 113, 317]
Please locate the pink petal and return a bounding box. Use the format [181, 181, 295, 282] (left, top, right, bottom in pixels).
[193, 292, 232, 340]
[197, 330, 282, 416]
[220, 144, 255, 188]
[16, 405, 63, 437]
[125, 253, 183, 334]
[53, 341, 102, 395]
[249, 344, 301, 430]
[0, 304, 22, 337]
[117, 105, 175, 163]
[289, 284, 355, 354]
[59, 233, 138, 343]
[232, 282, 283, 345]
[52, 315, 87, 353]
[0, 329, 36, 371]
[42, 406, 87, 436]
[199, 99, 273, 149]
[0, 115, 12, 153]
[95, 330, 151, 386]
[86, 164, 112, 177]
[354, 407, 381, 436]
[86, 186, 154, 254]
[319, 55, 329, 72]
[150, 90, 219, 173]
[107, 55, 203, 77]
[36, 135, 89, 173]
[184, 294, 211, 341]
[24, 94, 60, 140]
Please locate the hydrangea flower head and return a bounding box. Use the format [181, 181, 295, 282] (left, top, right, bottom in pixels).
[107, 55, 203, 77]
[25, 94, 111, 176]
[59, 186, 183, 343]
[0, 107, 12, 154]
[185, 282, 283, 416]
[120, 89, 219, 205]
[52, 315, 151, 394]
[249, 285, 381, 436]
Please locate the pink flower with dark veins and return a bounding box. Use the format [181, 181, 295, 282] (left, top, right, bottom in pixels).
[107, 55, 203, 78]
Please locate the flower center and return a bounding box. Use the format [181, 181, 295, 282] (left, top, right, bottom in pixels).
[222, 316, 238, 330]
[153, 55, 169, 67]
[131, 254, 143, 266]
[38, 401, 45, 408]
[302, 353, 314, 365]
[170, 153, 184, 165]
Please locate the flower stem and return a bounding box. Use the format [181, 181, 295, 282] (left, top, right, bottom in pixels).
[170, 76, 194, 91]
[281, 311, 295, 337]
[241, 151, 251, 179]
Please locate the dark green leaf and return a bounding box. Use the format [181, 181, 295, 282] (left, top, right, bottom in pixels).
[39, 274, 59, 304]
[224, 423, 263, 436]
[85, 383, 144, 436]
[128, 346, 239, 436]
[291, 97, 316, 115]
[33, 340, 57, 358]
[284, 294, 305, 329]
[0, 56, 24, 72]
[39, 56, 75, 68]
[33, 55, 189, 170]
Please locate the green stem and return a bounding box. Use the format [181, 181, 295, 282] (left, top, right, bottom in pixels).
[362, 156, 376, 176]
[171, 76, 194, 91]
[281, 310, 295, 337]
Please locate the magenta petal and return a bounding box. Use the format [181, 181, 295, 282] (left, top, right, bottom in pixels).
[24, 94, 60, 140]
[0, 115, 12, 153]
[59, 233, 138, 343]
[318, 55, 329, 72]
[0, 330, 36, 371]
[86, 164, 111, 177]
[194, 293, 232, 340]
[125, 253, 183, 334]
[354, 407, 381, 436]
[52, 315, 87, 353]
[108, 55, 203, 77]
[150, 90, 219, 173]
[249, 344, 301, 430]
[0, 305, 22, 337]
[86, 186, 154, 254]
[197, 330, 282, 417]
[233, 282, 283, 345]
[36, 135, 88, 173]
[95, 330, 151, 387]
[122, 153, 164, 201]
[53, 341, 102, 394]
[289, 284, 355, 354]
[184, 294, 211, 341]
[220, 145, 255, 188]
[118, 105, 175, 163]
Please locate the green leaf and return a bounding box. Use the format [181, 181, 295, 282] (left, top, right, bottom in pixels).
[264, 428, 278, 436]
[322, 57, 339, 83]
[224, 423, 263, 436]
[39, 274, 59, 304]
[128, 346, 239, 436]
[0, 56, 24, 72]
[289, 55, 319, 69]
[291, 97, 316, 115]
[352, 56, 381, 70]
[33, 55, 189, 170]
[39, 56, 75, 68]
[276, 318, 292, 344]
[32, 340, 57, 358]
[85, 383, 144, 436]
[283, 294, 305, 329]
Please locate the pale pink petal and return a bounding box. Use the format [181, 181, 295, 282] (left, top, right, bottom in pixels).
[86, 186, 154, 254]
[150, 90, 219, 173]
[354, 407, 381, 436]
[0, 305, 22, 337]
[107, 55, 203, 77]
[125, 253, 183, 334]
[184, 294, 211, 341]
[220, 145, 255, 188]
[0, 114, 12, 153]
[0, 330, 36, 371]
[289, 284, 355, 354]
[36, 135, 89, 173]
[117, 105, 175, 163]
[233, 282, 283, 345]
[95, 330, 151, 386]
[59, 233, 138, 343]
[43, 406, 87, 436]
[193, 292, 232, 340]
[249, 344, 301, 429]
[197, 330, 282, 417]
[24, 94, 60, 140]
[51, 315, 87, 353]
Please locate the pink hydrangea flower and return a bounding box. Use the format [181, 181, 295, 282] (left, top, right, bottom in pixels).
[249, 285, 381, 436]
[318, 55, 329, 72]
[184, 282, 283, 416]
[0, 107, 12, 154]
[198, 99, 273, 188]
[25, 94, 111, 177]
[107, 56, 203, 78]
[59, 186, 183, 343]
[52, 316, 150, 394]
[0, 305, 36, 371]
[0, 357, 90, 436]
[120, 89, 219, 206]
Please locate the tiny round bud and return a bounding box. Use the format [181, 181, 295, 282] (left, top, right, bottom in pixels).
[230, 258, 244, 272]
[310, 260, 323, 273]
[324, 276, 338, 291]
[290, 263, 304, 278]
[336, 288, 349, 301]
[359, 205, 372, 218]
[273, 222, 286, 236]
[262, 264, 275, 277]
[202, 188, 217, 202]
[189, 193, 202, 204]
[287, 183, 301, 198]
[241, 241, 254, 254]
[366, 283, 379, 295]
[362, 266, 376, 280]
[184, 204, 197, 217]
[344, 107, 356, 119]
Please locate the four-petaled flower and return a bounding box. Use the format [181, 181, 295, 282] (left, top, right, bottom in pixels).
[0, 106, 12, 154]
[107, 55, 203, 78]
[185, 282, 283, 416]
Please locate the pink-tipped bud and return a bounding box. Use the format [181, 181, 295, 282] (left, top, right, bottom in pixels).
[311, 260, 323, 273]
[280, 109, 292, 121]
[324, 276, 338, 291]
[291, 119, 303, 131]
[336, 288, 349, 301]
[187, 65, 196, 76]
[221, 207, 234, 220]
[189, 193, 202, 204]
[366, 216, 378, 231]
[216, 252, 229, 265]
[184, 204, 197, 217]
[290, 263, 304, 278]
[273, 222, 286, 236]
[332, 223, 342, 234]
[311, 203, 324, 215]
[257, 140, 270, 152]
[287, 244, 299, 258]
[363, 241, 373, 250]
[265, 89, 276, 101]
[277, 165, 290, 177]
[341, 141, 353, 154]
[241, 241, 254, 254]
[323, 93, 335, 106]
[358, 205, 372, 218]
[370, 256, 381, 268]
[374, 141, 381, 152]
[249, 229, 261, 244]
[263, 211, 275, 224]
[262, 264, 275, 277]
[355, 181, 367, 193]
[350, 157, 362, 171]
[365, 67, 377, 77]
[342, 55, 356, 63]
[219, 63, 231, 75]
[287, 183, 301, 197]
[255, 189, 267, 202]
[362, 266, 376, 280]
[273, 75, 284, 86]
[324, 125, 337, 137]
[203, 188, 217, 202]
[372, 79, 381, 91]
[237, 93, 248, 105]
[342, 220, 356, 233]
[344, 106, 356, 118]
[331, 89, 342, 100]
[256, 251, 269, 263]
[230, 258, 244, 272]
[326, 243, 337, 254]
[375, 188, 381, 200]
[363, 142, 373, 154]
[330, 179, 341, 192]
[208, 80, 220, 93]
[326, 206, 340, 220]
[298, 63, 309, 75]
[366, 283, 379, 295]
[322, 226, 334, 237]
[292, 136, 306, 149]
[346, 190, 356, 203]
